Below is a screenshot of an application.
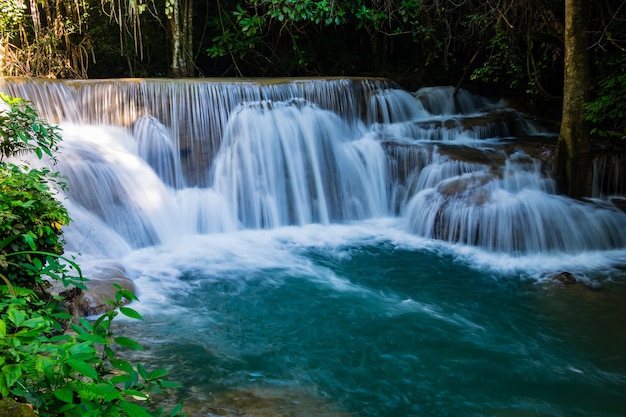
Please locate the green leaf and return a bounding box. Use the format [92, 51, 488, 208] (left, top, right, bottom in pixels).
[8, 307, 26, 326]
[79, 317, 94, 332]
[170, 403, 184, 416]
[110, 374, 134, 384]
[137, 363, 148, 379]
[120, 306, 143, 320]
[121, 389, 148, 399]
[21, 316, 46, 328]
[0, 319, 6, 337]
[1, 364, 22, 387]
[48, 334, 72, 343]
[22, 233, 36, 250]
[51, 311, 74, 321]
[147, 368, 168, 380]
[70, 322, 87, 335]
[104, 346, 116, 360]
[114, 336, 144, 351]
[119, 400, 153, 417]
[76, 332, 109, 344]
[111, 359, 134, 373]
[54, 386, 75, 403]
[88, 382, 121, 401]
[66, 358, 99, 380]
[68, 341, 97, 359]
[158, 380, 183, 389]
[0, 374, 8, 398]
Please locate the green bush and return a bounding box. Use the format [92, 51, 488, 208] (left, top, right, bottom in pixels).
[0, 284, 185, 417]
[0, 93, 69, 288]
[0, 165, 70, 288]
[585, 53, 626, 141]
[0, 95, 185, 416]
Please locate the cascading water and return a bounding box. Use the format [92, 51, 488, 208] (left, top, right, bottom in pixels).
[213, 99, 388, 228]
[2, 77, 626, 417]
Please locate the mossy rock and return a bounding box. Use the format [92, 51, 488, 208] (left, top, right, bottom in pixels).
[0, 398, 36, 417]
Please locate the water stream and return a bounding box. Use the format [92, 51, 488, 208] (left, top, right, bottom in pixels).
[2, 78, 626, 416]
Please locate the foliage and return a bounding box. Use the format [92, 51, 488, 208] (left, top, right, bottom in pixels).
[0, 0, 91, 78]
[466, 0, 564, 99]
[0, 0, 26, 37]
[585, 53, 626, 141]
[0, 95, 185, 416]
[0, 166, 71, 288]
[0, 94, 60, 163]
[584, 0, 626, 141]
[1, 94, 69, 288]
[208, 0, 430, 76]
[0, 284, 185, 417]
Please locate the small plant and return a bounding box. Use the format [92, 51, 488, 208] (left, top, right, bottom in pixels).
[0, 93, 60, 163]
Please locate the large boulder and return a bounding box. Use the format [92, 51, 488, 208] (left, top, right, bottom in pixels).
[46, 258, 136, 317]
[0, 399, 36, 417]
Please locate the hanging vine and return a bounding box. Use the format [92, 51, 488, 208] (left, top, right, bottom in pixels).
[0, 0, 92, 78]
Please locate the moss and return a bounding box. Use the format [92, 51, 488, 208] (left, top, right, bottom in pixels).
[0, 399, 36, 417]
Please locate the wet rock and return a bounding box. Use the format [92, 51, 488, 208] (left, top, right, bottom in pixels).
[549, 271, 579, 285]
[46, 258, 136, 317]
[436, 171, 495, 202]
[436, 144, 507, 168]
[404, 109, 528, 139]
[0, 399, 36, 417]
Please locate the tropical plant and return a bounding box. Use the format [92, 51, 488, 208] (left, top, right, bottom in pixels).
[585, 54, 626, 141]
[0, 283, 185, 417]
[0, 94, 186, 416]
[1, 94, 69, 289]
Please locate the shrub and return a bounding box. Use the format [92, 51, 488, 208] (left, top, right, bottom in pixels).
[0, 94, 185, 416]
[0, 93, 69, 288]
[0, 284, 185, 417]
[585, 53, 626, 141]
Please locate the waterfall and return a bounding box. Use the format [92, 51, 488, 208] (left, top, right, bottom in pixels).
[1, 77, 390, 186]
[213, 99, 388, 228]
[593, 154, 625, 199]
[133, 116, 186, 189]
[413, 86, 497, 115]
[1, 78, 625, 258]
[403, 152, 626, 253]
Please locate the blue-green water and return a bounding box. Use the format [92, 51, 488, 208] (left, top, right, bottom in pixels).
[119, 222, 626, 417]
[3, 78, 625, 416]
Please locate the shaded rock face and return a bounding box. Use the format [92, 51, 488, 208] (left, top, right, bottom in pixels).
[0, 399, 36, 417]
[47, 258, 136, 317]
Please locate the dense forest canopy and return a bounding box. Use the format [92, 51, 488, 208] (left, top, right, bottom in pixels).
[0, 0, 624, 138]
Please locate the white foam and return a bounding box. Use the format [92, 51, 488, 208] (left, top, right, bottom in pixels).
[115, 218, 626, 316]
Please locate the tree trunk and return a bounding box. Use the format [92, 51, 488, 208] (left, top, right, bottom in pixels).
[556, 0, 591, 198]
[169, 0, 194, 77]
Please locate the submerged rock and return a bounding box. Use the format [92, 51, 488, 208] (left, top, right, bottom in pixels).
[181, 386, 353, 417]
